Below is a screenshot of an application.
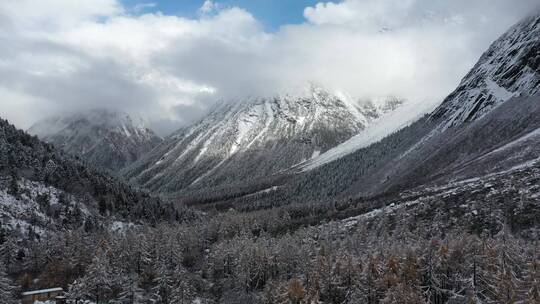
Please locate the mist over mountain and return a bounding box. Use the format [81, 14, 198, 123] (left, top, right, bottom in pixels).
[28, 109, 162, 171]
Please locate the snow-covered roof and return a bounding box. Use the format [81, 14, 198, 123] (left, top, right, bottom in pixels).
[22, 287, 63, 296]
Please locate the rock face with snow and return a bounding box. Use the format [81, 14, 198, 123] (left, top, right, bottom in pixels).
[28, 109, 162, 171]
[286, 11, 540, 200]
[191, 10, 540, 209]
[431, 11, 540, 127]
[124, 86, 403, 194]
[299, 10, 540, 172]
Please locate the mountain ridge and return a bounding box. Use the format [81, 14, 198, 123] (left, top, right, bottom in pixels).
[124, 86, 405, 195]
[431, 11, 540, 128]
[28, 109, 162, 171]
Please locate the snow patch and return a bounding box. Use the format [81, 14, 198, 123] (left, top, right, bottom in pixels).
[302, 100, 434, 170]
[485, 127, 540, 156]
[485, 79, 515, 101]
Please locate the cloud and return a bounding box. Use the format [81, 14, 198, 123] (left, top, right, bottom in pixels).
[304, 0, 415, 27]
[0, 0, 122, 29]
[199, 1, 220, 15]
[0, 0, 537, 135]
[132, 2, 157, 13]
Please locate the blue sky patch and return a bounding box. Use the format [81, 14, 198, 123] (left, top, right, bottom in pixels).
[121, 0, 321, 30]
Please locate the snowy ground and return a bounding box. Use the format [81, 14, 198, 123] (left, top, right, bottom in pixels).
[329, 158, 540, 237]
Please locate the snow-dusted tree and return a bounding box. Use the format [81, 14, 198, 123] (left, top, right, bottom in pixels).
[361, 254, 382, 304]
[0, 239, 18, 271]
[381, 283, 425, 304]
[0, 261, 17, 304]
[263, 279, 289, 304]
[75, 248, 114, 303]
[419, 239, 441, 304]
[7, 170, 19, 197]
[492, 229, 521, 303]
[152, 264, 175, 304]
[522, 253, 540, 303]
[170, 266, 196, 304]
[66, 279, 88, 302]
[116, 273, 145, 304]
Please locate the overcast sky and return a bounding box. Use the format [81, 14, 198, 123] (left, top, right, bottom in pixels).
[0, 0, 538, 135]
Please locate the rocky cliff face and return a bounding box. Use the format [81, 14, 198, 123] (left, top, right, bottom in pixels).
[431, 11, 540, 128]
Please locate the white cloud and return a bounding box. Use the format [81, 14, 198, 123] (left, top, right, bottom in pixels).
[132, 2, 157, 13]
[199, 0, 219, 15]
[0, 0, 122, 29]
[0, 0, 537, 135]
[304, 0, 416, 27]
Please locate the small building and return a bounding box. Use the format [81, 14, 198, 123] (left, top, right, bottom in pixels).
[21, 287, 64, 304]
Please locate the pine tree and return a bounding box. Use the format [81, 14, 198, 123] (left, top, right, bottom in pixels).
[66, 279, 88, 302]
[7, 170, 19, 197]
[522, 253, 539, 303]
[492, 230, 521, 303]
[117, 273, 144, 304]
[170, 266, 196, 304]
[152, 264, 175, 304]
[82, 249, 114, 303]
[0, 261, 17, 304]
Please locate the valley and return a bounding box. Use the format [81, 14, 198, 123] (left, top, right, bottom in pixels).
[0, 3, 539, 304]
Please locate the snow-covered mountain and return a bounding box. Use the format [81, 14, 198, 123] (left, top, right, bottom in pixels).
[28, 109, 162, 171]
[431, 11, 540, 127]
[124, 86, 404, 194]
[193, 9, 540, 208]
[301, 10, 540, 172]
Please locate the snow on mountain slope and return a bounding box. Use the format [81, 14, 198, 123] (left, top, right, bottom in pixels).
[300, 10, 540, 173]
[28, 109, 162, 171]
[124, 86, 404, 194]
[301, 98, 434, 170]
[335, 156, 540, 239]
[0, 116, 185, 231]
[431, 11, 540, 127]
[0, 178, 90, 235]
[252, 12, 540, 205]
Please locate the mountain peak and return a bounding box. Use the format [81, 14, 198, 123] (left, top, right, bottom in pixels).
[28, 109, 162, 171]
[125, 91, 404, 194]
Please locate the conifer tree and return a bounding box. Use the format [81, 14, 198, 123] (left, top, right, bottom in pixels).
[117, 273, 144, 304]
[0, 261, 17, 304]
[152, 264, 175, 304]
[170, 266, 196, 304]
[79, 249, 114, 303]
[522, 254, 540, 303]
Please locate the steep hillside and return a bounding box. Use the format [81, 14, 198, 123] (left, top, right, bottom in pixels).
[28, 109, 162, 171]
[303, 10, 540, 172]
[431, 11, 540, 127]
[297, 10, 540, 199]
[124, 86, 403, 195]
[0, 118, 191, 235]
